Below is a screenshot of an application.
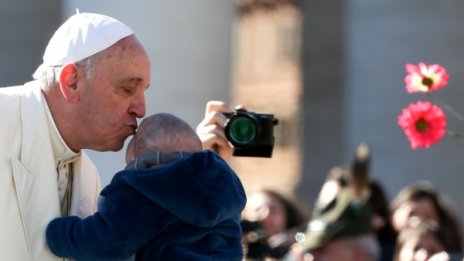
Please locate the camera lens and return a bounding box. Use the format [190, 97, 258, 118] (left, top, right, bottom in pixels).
[227, 116, 257, 146]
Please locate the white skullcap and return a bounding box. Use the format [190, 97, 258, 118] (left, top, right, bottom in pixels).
[42, 12, 134, 66]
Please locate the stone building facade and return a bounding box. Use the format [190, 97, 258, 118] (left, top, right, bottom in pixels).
[230, 0, 303, 201]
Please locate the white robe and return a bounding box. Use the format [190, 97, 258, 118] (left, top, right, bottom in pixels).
[0, 81, 101, 260]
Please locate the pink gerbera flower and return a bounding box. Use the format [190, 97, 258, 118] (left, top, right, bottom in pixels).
[405, 62, 449, 93]
[397, 101, 447, 149]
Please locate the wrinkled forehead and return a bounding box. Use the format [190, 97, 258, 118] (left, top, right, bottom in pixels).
[92, 37, 151, 87]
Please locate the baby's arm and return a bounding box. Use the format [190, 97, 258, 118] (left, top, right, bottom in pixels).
[46, 185, 175, 261]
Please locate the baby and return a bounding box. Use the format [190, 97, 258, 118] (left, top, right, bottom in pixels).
[125, 112, 203, 167]
[46, 113, 246, 261]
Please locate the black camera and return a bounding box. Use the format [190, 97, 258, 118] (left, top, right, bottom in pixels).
[223, 109, 278, 158]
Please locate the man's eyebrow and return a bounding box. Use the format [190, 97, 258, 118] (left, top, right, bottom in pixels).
[119, 77, 150, 89]
[119, 77, 143, 83]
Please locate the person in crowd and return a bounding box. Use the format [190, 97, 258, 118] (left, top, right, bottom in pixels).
[391, 182, 463, 254]
[0, 11, 235, 260]
[46, 113, 246, 261]
[369, 181, 398, 261]
[354, 143, 397, 261]
[241, 188, 308, 260]
[317, 143, 397, 261]
[294, 187, 380, 261]
[309, 167, 397, 261]
[394, 220, 462, 261]
[289, 143, 392, 261]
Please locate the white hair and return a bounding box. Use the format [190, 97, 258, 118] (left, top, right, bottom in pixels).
[32, 64, 62, 90]
[32, 54, 98, 91]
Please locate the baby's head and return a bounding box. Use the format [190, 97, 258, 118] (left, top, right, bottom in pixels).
[125, 113, 202, 164]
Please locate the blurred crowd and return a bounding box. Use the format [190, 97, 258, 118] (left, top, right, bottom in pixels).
[239, 144, 464, 261]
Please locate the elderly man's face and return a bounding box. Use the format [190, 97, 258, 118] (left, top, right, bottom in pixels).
[76, 35, 151, 151]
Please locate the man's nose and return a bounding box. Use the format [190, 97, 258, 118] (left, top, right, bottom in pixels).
[130, 93, 146, 118]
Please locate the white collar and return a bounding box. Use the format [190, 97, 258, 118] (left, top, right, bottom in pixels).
[41, 89, 80, 163]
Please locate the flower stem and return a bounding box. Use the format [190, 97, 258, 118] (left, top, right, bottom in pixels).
[425, 93, 464, 121]
[446, 130, 464, 142]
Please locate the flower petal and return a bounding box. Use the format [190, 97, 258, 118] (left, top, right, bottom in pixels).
[398, 101, 447, 149]
[404, 62, 449, 93]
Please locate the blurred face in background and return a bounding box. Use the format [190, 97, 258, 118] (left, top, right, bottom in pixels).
[397, 233, 445, 261]
[244, 191, 287, 238]
[392, 198, 439, 231]
[305, 238, 366, 261]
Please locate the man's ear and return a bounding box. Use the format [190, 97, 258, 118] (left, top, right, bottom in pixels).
[59, 64, 79, 102]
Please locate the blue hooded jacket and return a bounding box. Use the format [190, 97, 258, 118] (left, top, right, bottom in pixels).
[46, 151, 246, 261]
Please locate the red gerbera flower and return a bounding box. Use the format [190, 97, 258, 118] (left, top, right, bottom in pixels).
[397, 101, 447, 149]
[405, 62, 449, 93]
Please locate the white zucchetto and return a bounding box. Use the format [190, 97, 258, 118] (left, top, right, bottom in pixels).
[42, 12, 134, 66]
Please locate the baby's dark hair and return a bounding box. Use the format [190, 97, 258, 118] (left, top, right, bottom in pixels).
[133, 113, 202, 157]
